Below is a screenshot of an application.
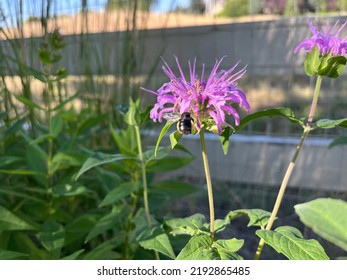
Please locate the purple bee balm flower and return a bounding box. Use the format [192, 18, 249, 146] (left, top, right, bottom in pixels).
[294, 19, 347, 56]
[141, 56, 250, 135]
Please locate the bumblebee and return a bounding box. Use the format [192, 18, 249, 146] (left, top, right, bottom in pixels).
[177, 112, 194, 135]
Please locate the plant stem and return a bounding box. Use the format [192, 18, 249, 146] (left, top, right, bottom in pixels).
[199, 128, 215, 239]
[254, 75, 323, 260]
[134, 125, 160, 260]
[134, 125, 151, 225]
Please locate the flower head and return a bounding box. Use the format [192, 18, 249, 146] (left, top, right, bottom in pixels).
[142, 56, 250, 135]
[294, 19, 347, 56]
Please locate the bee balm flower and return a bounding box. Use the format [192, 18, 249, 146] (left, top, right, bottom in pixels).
[142, 56, 250, 135]
[294, 19, 347, 56]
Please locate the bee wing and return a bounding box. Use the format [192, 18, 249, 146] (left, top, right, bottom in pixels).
[163, 112, 181, 122]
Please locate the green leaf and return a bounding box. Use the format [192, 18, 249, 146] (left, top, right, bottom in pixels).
[256, 226, 329, 260]
[60, 249, 85, 260]
[304, 45, 321, 76]
[0, 250, 28, 260]
[51, 91, 80, 112]
[39, 49, 52, 64]
[110, 125, 137, 156]
[75, 153, 132, 180]
[219, 126, 233, 155]
[213, 238, 244, 260]
[26, 141, 48, 188]
[176, 235, 216, 260]
[154, 122, 174, 157]
[169, 130, 182, 149]
[295, 198, 347, 251]
[165, 213, 209, 236]
[318, 55, 347, 78]
[0, 156, 23, 168]
[14, 95, 44, 110]
[150, 180, 199, 199]
[28, 66, 48, 82]
[64, 214, 98, 246]
[0, 169, 43, 175]
[227, 209, 272, 228]
[328, 136, 347, 149]
[85, 206, 128, 243]
[140, 105, 153, 125]
[99, 182, 138, 207]
[50, 152, 84, 174]
[236, 107, 304, 132]
[52, 183, 87, 197]
[83, 234, 125, 260]
[124, 98, 142, 126]
[137, 224, 175, 259]
[146, 156, 194, 172]
[0, 205, 37, 231]
[50, 113, 63, 138]
[314, 118, 347, 129]
[38, 219, 65, 253]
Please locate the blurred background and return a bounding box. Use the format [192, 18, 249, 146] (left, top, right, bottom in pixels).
[1, 0, 347, 259]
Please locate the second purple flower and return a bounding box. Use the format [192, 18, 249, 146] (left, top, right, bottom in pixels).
[142, 56, 250, 135]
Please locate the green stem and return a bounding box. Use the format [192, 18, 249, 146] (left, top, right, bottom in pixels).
[134, 125, 151, 225]
[254, 75, 323, 260]
[134, 125, 159, 260]
[199, 129, 215, 239]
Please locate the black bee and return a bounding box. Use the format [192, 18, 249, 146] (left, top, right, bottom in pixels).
[177, 112, 194, 135]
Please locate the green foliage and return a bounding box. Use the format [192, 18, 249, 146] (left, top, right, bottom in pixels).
[304, 46, 347, 78]
[218, 0, 249, 18]
[256, 226, 329, 260]
[176, 235, 243, 260]
[137, 224, 176, 259]
[295, 198, 347, 252]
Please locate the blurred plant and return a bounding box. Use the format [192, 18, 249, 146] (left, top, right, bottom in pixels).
[75, 98, 197, 259]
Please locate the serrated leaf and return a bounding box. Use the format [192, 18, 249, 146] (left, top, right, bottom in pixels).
[0, 205, 37, 231]
[75, 153, 132, 180]
[295, 198, 347, 251]
[169, 130, 182, 149]
[214, 219, 230, 234]
[314, 118, 347, 129]
[176, 235, 216, 260]
[165, 213, 209, 236]
[99, 182, 138, 207]
[227, 209, 272, 228]
[236, 107, 304, 132]
[137, 225, 175, 259]
[213, 238, 244, 260]
[154, 122, 174, 157]
[52, 183, 87, 197]
[328, 136, 347, 149]
[256, 226, 329, 260]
